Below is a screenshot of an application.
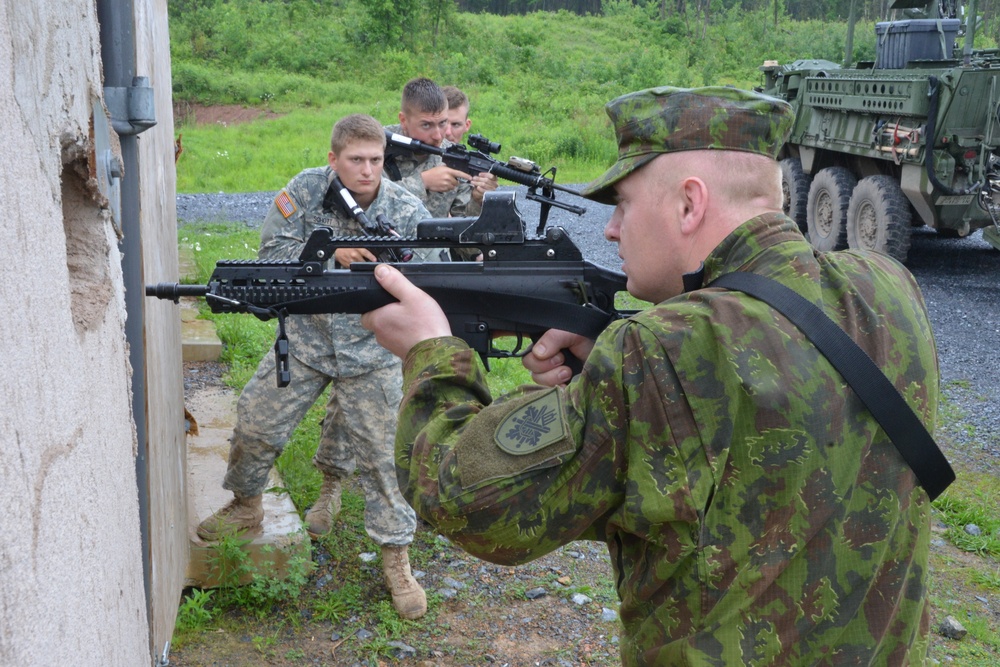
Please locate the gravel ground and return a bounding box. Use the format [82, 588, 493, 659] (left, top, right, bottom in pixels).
[177, 186, 1000, 466]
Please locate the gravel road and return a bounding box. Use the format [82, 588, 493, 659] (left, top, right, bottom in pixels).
[177, 186, 1000, 467]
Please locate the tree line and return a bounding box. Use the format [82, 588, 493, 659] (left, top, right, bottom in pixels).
[454, 0, 996, 24]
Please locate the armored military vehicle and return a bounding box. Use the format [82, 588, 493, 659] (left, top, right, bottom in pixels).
[759, 0, 1000, 262]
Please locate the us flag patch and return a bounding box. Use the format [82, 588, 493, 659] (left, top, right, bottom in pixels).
[275, 190, 297, 218]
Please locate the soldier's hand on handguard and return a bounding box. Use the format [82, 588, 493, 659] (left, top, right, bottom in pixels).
[422, 165, 474, 193]
[335, 247, 378, 267]
[470, 173, 498, 203]
[522, 330, 595, 387]
[361, 264, 452, 359]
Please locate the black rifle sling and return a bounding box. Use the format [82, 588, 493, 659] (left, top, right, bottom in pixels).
[709, 271, 954, 501]
[382, 148, 404, 182]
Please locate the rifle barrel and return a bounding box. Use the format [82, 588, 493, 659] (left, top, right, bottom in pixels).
[145, 283, 210, 300]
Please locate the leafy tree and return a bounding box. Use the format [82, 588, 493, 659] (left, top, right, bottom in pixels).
[358, 0, 422, 45]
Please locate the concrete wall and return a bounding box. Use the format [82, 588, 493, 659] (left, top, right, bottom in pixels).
[0, 1, 184, 664]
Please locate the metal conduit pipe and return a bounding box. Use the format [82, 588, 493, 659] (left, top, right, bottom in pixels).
[95, 1, 158, 660]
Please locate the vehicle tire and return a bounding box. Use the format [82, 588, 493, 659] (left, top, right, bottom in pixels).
[807, 167, 855, 251]
[846, 175, 912, 263]
[780, 158, 811, 232]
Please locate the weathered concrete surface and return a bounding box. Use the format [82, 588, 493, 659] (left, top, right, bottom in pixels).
[0, 1, 182, 665]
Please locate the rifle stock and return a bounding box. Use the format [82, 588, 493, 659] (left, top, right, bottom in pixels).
[148, 192, 629, 385]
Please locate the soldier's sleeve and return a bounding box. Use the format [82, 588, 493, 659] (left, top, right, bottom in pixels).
[259, 182, 308, 261]
[394, 319, 658, 565]
[393, 170, 427, 202]
[448, 180, 482, 218]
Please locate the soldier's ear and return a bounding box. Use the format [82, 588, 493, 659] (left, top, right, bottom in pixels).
[678, 176, 709, 235]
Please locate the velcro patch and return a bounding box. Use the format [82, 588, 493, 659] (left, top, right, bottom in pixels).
[454, 387, 575, 489]
[275, 190, 297, 218]
[495, 390, 566, 455]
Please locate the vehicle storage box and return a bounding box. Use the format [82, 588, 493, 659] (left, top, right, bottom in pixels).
[875, 19, 960, 69]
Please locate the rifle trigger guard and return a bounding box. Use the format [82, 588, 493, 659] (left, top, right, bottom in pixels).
[488, 333, 531, 360]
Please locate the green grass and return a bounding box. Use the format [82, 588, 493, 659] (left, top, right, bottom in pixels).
[169, 3, 1000, 660]
[168, 2, 935, 196]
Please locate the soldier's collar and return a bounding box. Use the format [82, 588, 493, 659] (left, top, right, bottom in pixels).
[682, 264, 705, 293]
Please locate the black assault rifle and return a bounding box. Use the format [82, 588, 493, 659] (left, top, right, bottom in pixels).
[147, 191, 629, 387]
[384, 130, 586, 231]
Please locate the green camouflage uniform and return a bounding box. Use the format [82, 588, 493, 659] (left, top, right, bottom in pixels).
[223, 166, 438, 546]
[391, 87, 939, 663]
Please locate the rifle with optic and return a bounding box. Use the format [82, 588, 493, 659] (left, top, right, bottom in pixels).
[147, 192, 629, 387]
[384, 130, 586, 231]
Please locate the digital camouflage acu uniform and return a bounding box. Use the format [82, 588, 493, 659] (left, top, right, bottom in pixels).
[391, 87, 939, 664]
[224, 165, 437, 547]
[383, 123, 481, 219]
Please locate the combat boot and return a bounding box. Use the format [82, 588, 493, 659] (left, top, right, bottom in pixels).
[196, 494, 263, 541]
[304, 475, 342, 539]
[381, 545, 426, 620]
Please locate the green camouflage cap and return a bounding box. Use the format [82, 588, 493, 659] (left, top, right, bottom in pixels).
[581, 86, 794, 204]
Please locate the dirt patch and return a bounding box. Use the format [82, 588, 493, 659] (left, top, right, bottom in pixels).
[173, 102, 284, 127]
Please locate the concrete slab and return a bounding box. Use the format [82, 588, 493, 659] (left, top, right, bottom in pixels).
[180, 297, 223, 362]
[183, 384, 311, 588]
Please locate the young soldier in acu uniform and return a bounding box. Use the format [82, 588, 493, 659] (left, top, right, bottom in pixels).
[383, 77, 497, 220]
[442, 85, 473, 145]
[361, 87, 940, 663]
[196, 114, 434, 620]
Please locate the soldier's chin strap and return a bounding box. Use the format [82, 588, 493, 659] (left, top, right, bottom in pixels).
[709, 271, 954, 502]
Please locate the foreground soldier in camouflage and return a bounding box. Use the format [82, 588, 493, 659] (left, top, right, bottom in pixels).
[196, 114, 433, 620]
[361, 87, 938, 662]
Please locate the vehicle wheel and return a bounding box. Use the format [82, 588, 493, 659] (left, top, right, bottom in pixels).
[780, 158, 811, 232]
[846, 175, 912, 263]
[807, 167, 856, 251]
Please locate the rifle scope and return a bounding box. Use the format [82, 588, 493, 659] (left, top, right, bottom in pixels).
[468, 133, 501, 155]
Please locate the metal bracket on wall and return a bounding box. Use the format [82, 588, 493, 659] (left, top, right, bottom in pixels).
[92, 98, 123, 232]
[104, 75, 157, 136]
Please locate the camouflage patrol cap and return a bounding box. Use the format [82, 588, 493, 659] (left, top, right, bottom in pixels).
[581, 86, 794, 204]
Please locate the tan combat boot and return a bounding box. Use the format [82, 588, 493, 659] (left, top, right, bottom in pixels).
[304, 475, 342, 539]
[381, 545, 427, 620]
[196, 494, 263, 541]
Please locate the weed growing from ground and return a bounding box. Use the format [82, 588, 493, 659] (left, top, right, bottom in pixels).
[174, 588, 216, 632]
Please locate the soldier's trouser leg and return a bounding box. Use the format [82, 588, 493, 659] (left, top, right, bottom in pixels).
[312, 362, 416, 546]
[222, 353, 332, 497]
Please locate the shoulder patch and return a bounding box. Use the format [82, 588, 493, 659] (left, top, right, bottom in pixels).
[275, 190, 297, 218]
[495, 389, 566, 455]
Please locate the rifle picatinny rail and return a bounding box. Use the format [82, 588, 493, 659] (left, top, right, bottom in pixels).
[148, 192, 630, 385]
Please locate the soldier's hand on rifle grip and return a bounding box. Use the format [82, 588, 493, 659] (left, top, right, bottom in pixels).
[422, 165, 474, 192]
[523, 329, 595, 386]
[361, 264, 452, 359]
